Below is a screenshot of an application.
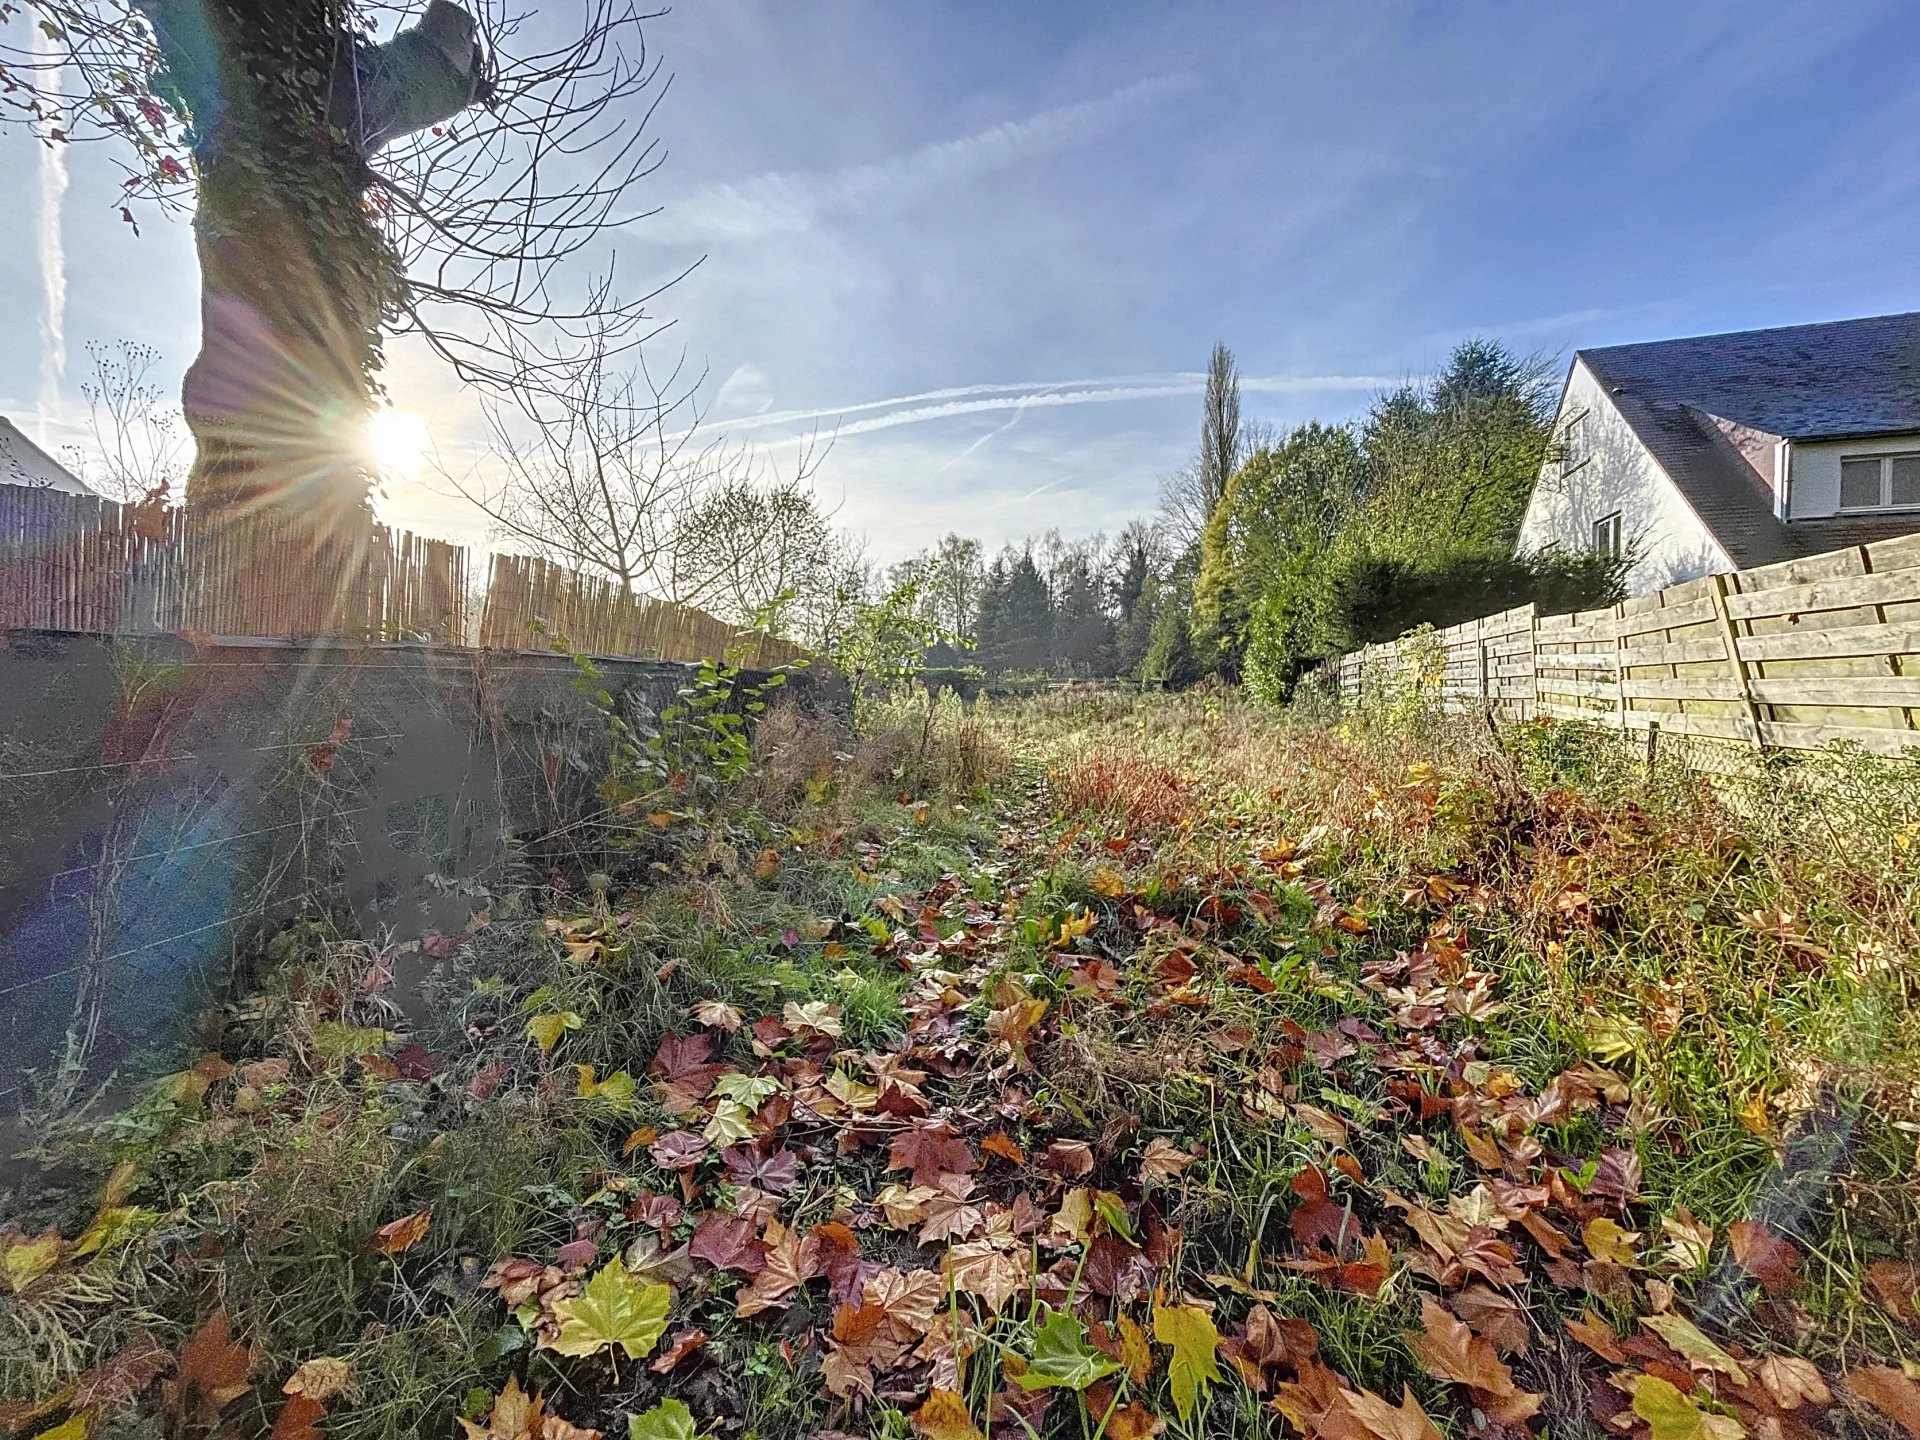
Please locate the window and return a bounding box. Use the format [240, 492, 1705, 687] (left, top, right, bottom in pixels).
[1839, 451, 1920, 510]
[1591, 511, 1622, 557]
[1561, 409, 1590, 475]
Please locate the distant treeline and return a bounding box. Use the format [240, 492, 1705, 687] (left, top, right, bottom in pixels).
[886, 339, 1624, 695]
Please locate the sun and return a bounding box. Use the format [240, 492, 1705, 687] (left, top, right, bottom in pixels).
[366, 407, 432, 478]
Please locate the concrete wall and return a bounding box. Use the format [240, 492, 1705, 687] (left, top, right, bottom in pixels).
[0, 632, 844, 1107]
[1518, 358, 1731, 595]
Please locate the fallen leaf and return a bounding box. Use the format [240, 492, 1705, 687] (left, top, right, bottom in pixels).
[367, 1210, 432, 1255]
[1845, 1366, 1920, 1440]
[161, 1309, 253, 1430]
[548, 1262, 672, 1360]
[1154, 1302, 1221, 1423]
[625, 1397, 696, 1440]
[913, 1388, 986, 1440]
[1728, 1219, 1799, 1296]
[1011, 1308, 1120, 1392]
[1757, 1355, 1829, 1410]
[1641, 1313, 1749, 1385]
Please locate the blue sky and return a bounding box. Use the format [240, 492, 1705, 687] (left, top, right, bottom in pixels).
[4, 1, 1919, 562]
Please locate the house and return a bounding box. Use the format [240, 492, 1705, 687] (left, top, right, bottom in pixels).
[0, 416, 96, 496]
[1516, 311, 1920, 594]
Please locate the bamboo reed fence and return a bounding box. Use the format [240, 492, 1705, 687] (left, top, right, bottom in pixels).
[1322, 530, 1920, 758]
[0, 486, 807, 668]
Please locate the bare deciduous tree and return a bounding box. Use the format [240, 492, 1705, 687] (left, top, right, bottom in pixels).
[63, 339, 187, 503]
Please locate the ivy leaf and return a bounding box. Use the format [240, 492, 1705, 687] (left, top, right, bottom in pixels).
[1011, 1308, 1121, 1392]
[527, 1012, 582, 1053]
[1154, 1302, 1222, 1422]
[548, 1262, 672, 1360]
[626, 1397, 696, 1440]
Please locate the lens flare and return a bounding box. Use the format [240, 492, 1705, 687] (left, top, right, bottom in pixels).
[366, 408, 431, 478]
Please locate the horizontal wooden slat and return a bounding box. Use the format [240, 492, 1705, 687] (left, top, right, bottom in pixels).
[1623, 675, 1744, 702]
[1747, 676, 1920, 707]
[1724, 568, 1920, 620]
[1736, 622, 1920, 664]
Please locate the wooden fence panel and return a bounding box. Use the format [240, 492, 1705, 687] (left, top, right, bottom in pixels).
[1, 488, 808, 669]
[1312, 534, 1920, 759]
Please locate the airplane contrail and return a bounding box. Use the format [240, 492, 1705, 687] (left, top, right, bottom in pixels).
[34, 34, 69, 446]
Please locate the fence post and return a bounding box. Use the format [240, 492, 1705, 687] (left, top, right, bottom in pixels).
[1611, 601, 1628, 736]
[1708, 572, 1764, 751]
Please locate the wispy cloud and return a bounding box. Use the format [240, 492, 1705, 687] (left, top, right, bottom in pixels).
[693, 371, 1394, 444]
[33, 32, 68, 445]
[646, 73, 1194, 244]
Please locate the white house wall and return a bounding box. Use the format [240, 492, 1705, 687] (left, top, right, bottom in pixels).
[1787, 436, 1920, 518]
[1517, 359, 1730, 595]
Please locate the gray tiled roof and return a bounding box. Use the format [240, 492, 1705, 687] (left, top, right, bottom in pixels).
[1578, 312, 1920, 568]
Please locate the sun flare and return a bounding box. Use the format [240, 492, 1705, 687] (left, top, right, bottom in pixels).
[366, 407, 432, 478]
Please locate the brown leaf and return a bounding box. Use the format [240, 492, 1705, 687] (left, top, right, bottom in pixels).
[282, 1356, 353, 1403]
[366, 1210, 431, 1255]
[1042, 1138, 1095, 1179]
[1845, 1366, 1920, 1440]
[73, 1337, 172, 1409]
[1728, 1219, 1800, 1296]
[1757, 1355, 1830, 1410]
[1407, 1296, 1529, 1400]
[161, 1308, 253, 1430]
[1448, 1285, 1532, 1355]
[650, 1328, 709, 1374]
[913, 1388, 986, 1440]
[888, 1121, 976, 1185]
[945, 1238, 1028, 1312]
[980, 1131, 1026, 1165]
[270, 1393, 328, 1440]
[1345, 1385, 1445, 1440]
[1867, 1260, 1920, 1326]
[1564, 1309, 1625, 1364]
[689, 1212, 766, 1274]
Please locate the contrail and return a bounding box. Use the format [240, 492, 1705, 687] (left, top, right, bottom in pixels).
[935, 397, 1030, 476]
[33, 31, 69, 446]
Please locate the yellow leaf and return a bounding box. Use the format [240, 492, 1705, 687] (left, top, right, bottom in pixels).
[1641, 1314, 1750, 1385]
[1153, 1303, 1221, 1422]
[0, 1228, 65, 1293]
[526, 1012, 583, 1053]
[574, 1067, 637, 1110]
[34, 1417, 91, 1440]
[1733, 1092, 1774, 1138]
[911, 1388, 985, 1440]
[548, 1262, 672, 1360]
[1090, 867, 1127, 898]
[1626, 1374, 1709, 1440]
[1583, 1216, 1641, 1268]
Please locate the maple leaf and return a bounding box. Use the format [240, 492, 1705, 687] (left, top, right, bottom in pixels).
[783, 1000, 844, 1038]
[1346, 1385, 1445, 1440]
[1012, 1308, 1120, 1392]
[913, 1388, 986, 1440]
[888, 1121, 976, 1185]
[526, 1011, 583, 1053]
[547, 1262, 672, 1360]
[946, 1238, 1028, 1312]
[822, 1302, 898, 1398]
[863, 1267, 945, 1342]
[362, 1213, 432, 1259]
[575, 1067, 638, 1110]
[1153, 1302, 1221, 1423]
[688, 1213, 765, 1273]
[873, 1182, 937, 1228]
[1619, 1373, 1742, 1440]
[1138, 1137, 1196, 1185]
[1727, 1219, 1799, 1295]
[701, 1100, 757, 1145]
[722, 1140, 800, 1195]
[1405, 1296, 1539, 1422]
[625, 1397, 697, 1440]
[283, 1356, 353, 1403]
[270, 1393, 329, 1440]
[736, 1221, 813, 1317]
[692, 999, 743, 1031]
[648, 1033, 723, 1114]
[459, 1378, 543, 1440]
[1843, 1365, 1920, 1440]
[918, 1173, 985, 1246]
[1582, 1216, 1640, 1268]
[0, 1227, 65, 1293]
[1042, 1138, 1095, 1179]
[986, 997, 1049, 1048]
[162, 1308, 253, 1431]
[1757, 1355, 1830, 1410]
[647, 1131, 708, 1172]
[1564, 1309, 1625, 1363]
[1659, 1207, 1714, 1271]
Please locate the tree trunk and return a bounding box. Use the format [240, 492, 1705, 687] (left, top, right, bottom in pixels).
[159, 0, 392, 636]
